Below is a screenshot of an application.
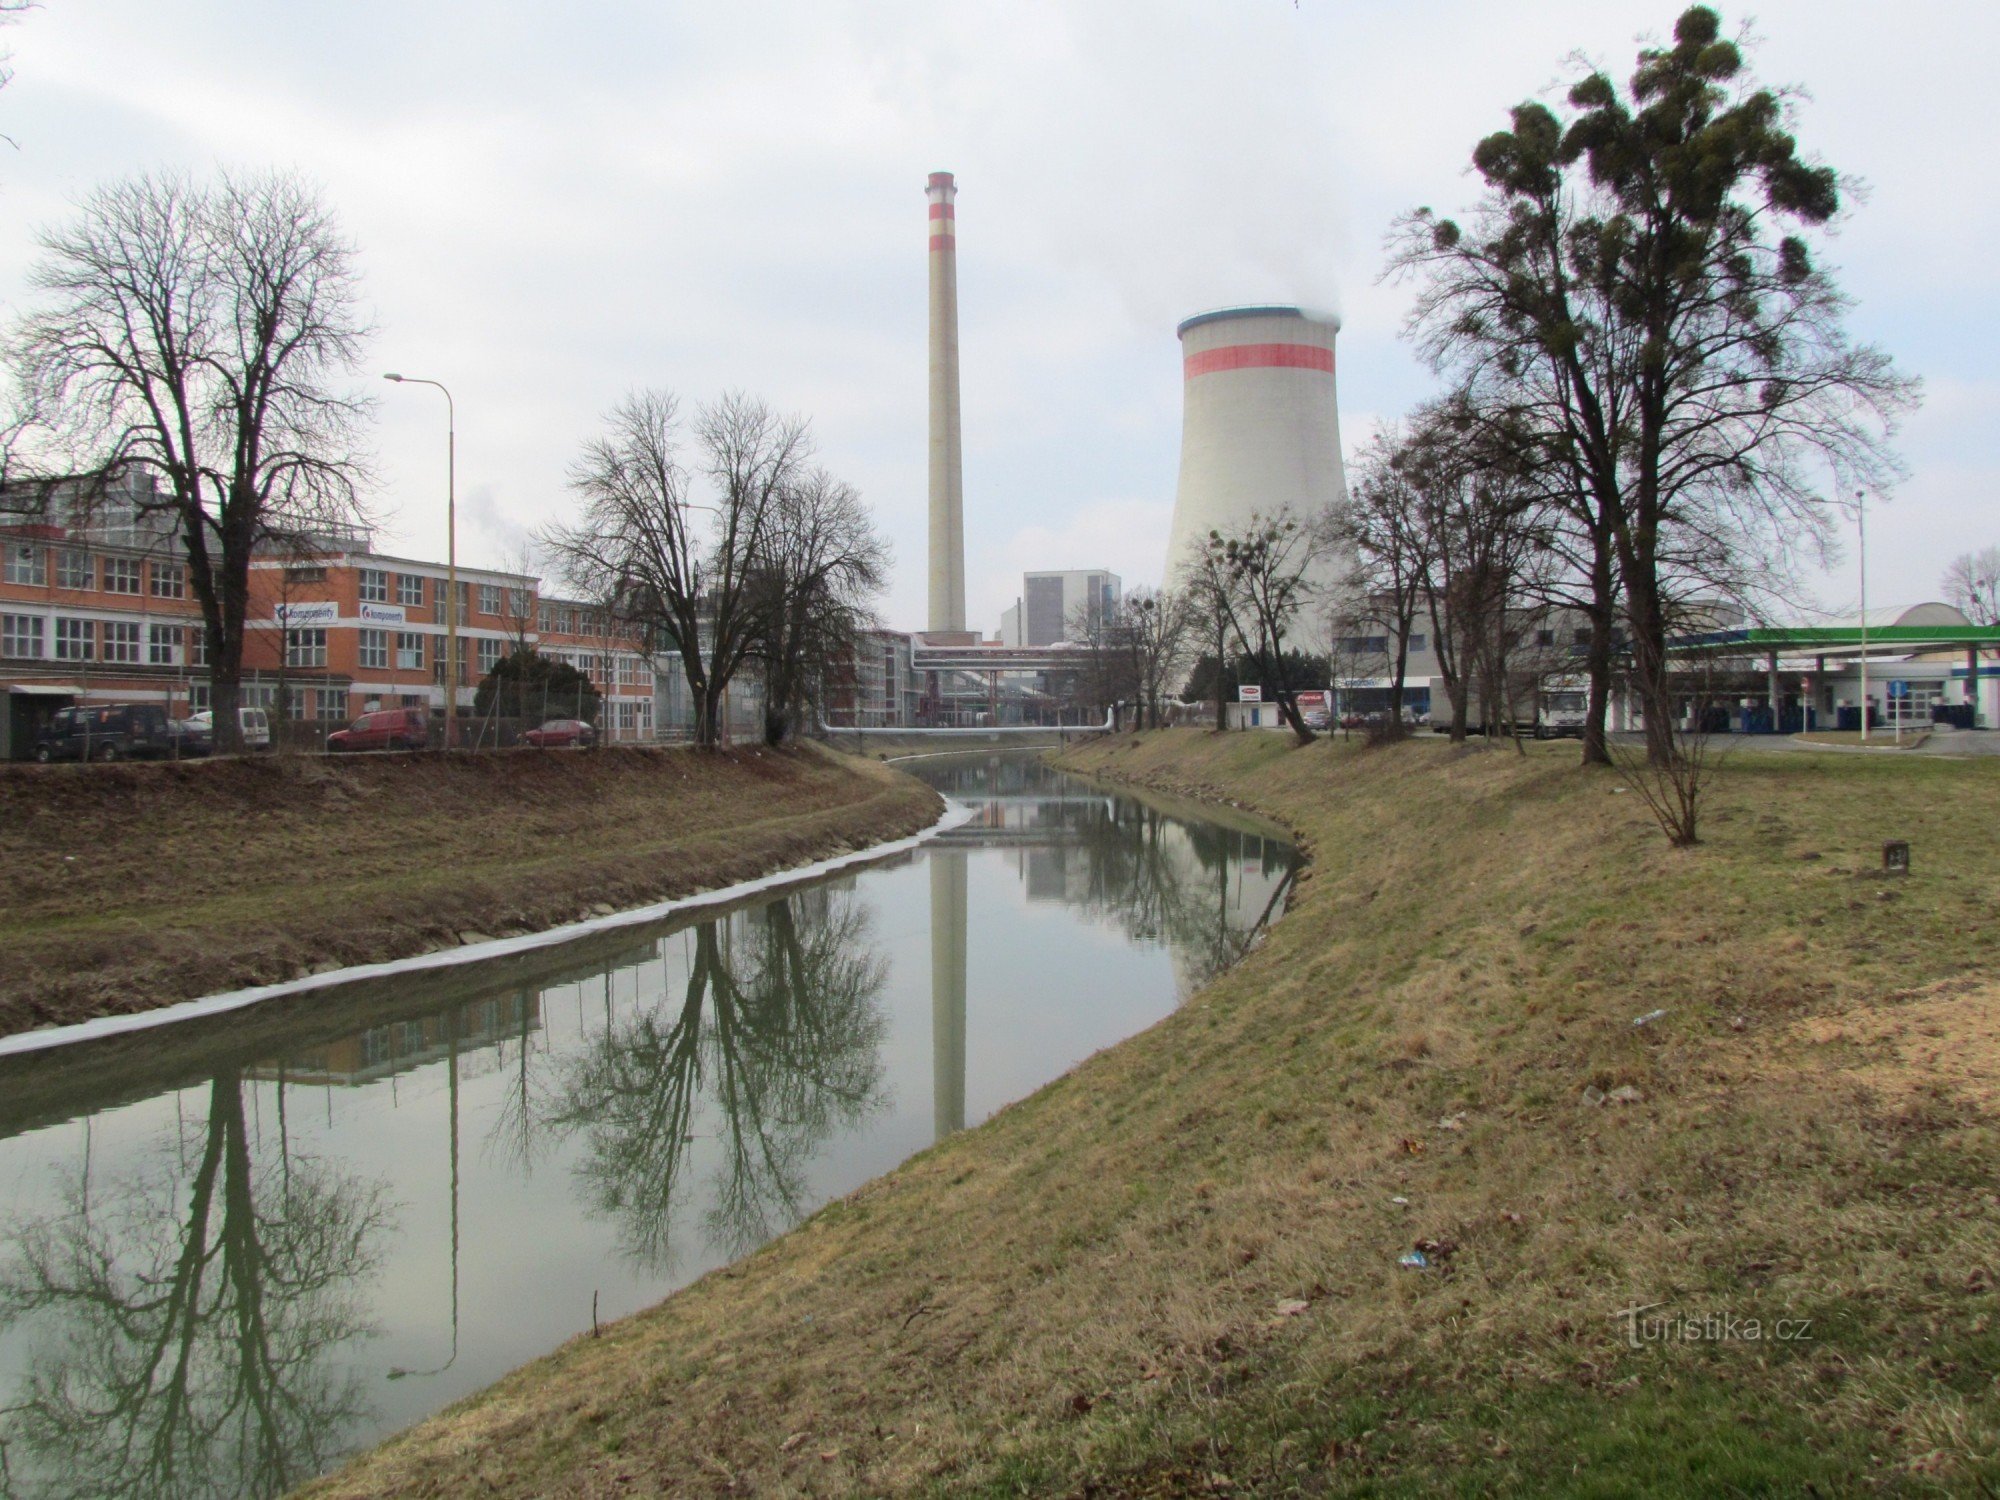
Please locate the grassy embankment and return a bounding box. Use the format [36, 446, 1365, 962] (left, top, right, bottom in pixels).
[0, 744, 939, 1038]
[307, 730, 2000, 1497]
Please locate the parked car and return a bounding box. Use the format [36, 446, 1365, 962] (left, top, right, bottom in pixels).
[33, 703, 176, 762]
[327, 707, 430, 753]
[522, 718, 597, 748]
[185, 707, 273, 752]
[167, 717, 213, 757]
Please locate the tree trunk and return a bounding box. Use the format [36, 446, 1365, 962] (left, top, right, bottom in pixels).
[1577, 525, 1616, 766]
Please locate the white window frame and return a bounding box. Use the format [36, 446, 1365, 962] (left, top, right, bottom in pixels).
[358, 627, 388, 670]
[5, 544, 46, 587]
[478, 583, 502, 615]
[285, 626, 328, 669]
[54, 616, 94, 661]
[102, 620, 141, 664]
[148, 623, 184, 666]
[2, 614, 44, 659]
[359, 567, 389, 603]
[102, 556, 142, 595]
[396, 573, 425, 608]
[395, 631, 424, 671]
[149, 560, 186, 598]
[56, 549, 91, 590]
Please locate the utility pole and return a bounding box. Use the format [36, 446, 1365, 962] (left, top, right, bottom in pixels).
[1856, 489, 1869, 744]
[385, 374, 459, 749]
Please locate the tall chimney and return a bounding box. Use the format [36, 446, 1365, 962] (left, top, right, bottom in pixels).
[926, 170, 966, 634]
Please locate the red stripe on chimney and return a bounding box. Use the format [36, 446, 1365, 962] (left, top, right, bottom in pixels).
[929, 233, 955, 252]
[1183, 343, 1334, 378]
[928, 203, 955, 220]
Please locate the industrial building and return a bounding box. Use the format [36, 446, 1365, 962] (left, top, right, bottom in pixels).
[1164, 305, 1349, 592]
[0, 472, 656, 757]
[997, 570, 1123, 648]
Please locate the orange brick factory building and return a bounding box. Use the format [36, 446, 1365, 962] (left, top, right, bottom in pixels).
[0, 473, 657, 758]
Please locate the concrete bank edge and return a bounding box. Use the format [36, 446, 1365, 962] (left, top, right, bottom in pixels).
[0, 796, 975, 1061]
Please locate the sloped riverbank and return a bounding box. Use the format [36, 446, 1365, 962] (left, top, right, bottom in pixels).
[303, 730, 2000, 1496]
[0, 744, 939, 1037]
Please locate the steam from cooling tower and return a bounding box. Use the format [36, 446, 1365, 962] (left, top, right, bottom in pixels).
[1163, 305, 1348, 586]
[927, 171, 966, 634]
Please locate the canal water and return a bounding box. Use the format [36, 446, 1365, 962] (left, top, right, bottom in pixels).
[0, 755, 1293, 1497]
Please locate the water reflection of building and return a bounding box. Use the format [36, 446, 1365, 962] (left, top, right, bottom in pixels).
[246, 992, 542, 1087]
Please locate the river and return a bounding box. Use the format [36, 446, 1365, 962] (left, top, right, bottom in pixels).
[0, 754, 1294, 1498]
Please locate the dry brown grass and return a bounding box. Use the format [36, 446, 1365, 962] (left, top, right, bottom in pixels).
[299, 730, 2000, 1498]
[0, 744, 938, 1037]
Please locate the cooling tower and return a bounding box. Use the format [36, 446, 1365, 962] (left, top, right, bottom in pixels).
[1163, 305, 1348, 585]
[926, 170, 966, 634]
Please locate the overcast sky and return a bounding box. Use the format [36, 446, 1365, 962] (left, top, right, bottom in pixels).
[0, 1, 1990, 633]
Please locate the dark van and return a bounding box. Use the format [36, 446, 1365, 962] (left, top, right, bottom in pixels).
[34, 703, 175, 762]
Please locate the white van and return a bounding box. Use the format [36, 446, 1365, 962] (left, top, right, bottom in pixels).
[187, 706, 272, 751]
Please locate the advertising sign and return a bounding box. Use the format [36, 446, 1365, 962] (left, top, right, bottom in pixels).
[359, 602, 408, 624]
[275, 601, 339, 627]
[1237, 684, 1264, 703]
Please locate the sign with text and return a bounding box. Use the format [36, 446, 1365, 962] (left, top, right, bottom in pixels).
[358, 602, 408, 624]
[275, 601, 338, 627]
[1237, 685, 1264, 703]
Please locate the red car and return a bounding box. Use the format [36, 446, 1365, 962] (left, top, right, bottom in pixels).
[327, 707, 430, 752]
[523, 718, 596, 748]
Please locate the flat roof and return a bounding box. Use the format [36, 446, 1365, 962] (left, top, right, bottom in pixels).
[1669, 625, 2000, 657]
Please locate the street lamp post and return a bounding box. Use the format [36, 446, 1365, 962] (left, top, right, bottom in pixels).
[1856, 488, 1869, 744]
[384, 375, 458, 749]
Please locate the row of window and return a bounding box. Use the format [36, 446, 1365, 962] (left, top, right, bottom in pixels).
[536, 603, 613, 637]
[5, 612, 652, 691]
[1336, 634, 1429, 655]
[356, 569, 530, 620]
[2, 614, 200, 666]
[4, 544, 187, 598]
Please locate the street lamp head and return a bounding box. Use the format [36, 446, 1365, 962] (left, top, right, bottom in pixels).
[383, 373, 404, 383]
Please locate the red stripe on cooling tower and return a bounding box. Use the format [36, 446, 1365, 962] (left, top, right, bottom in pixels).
[928, 203, 955, 220]
[929, 233, 955, 252]
[1184, 343, 1335, 377]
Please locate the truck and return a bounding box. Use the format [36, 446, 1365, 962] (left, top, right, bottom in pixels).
[1535, 677, 1590, 738]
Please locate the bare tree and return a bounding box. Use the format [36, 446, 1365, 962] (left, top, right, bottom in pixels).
[12, 170, 371, 752]
[1942, 547, 2000, 627]
[1065, 597, 1138, 727]
[1178, 546, 1246, 733]
[1375, 401, 1544, 746]
[1337, 426, 1434, 740]
[748, 468, 889, 745]
[546, 390, 809, 749]
[1390, 5, 1916, 766]
[1203, 511, 1329, 746]
[1123, 587, 1196, 730]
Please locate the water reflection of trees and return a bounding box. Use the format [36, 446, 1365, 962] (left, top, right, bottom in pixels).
[1015, 800, 1295, 990]
[0, 1070, 390, 1500]
[917, 758, 1296, 987]
[530, 887, 888, 1274]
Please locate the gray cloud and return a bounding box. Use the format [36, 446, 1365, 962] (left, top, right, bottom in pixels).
[0, 0, 1991, 631]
